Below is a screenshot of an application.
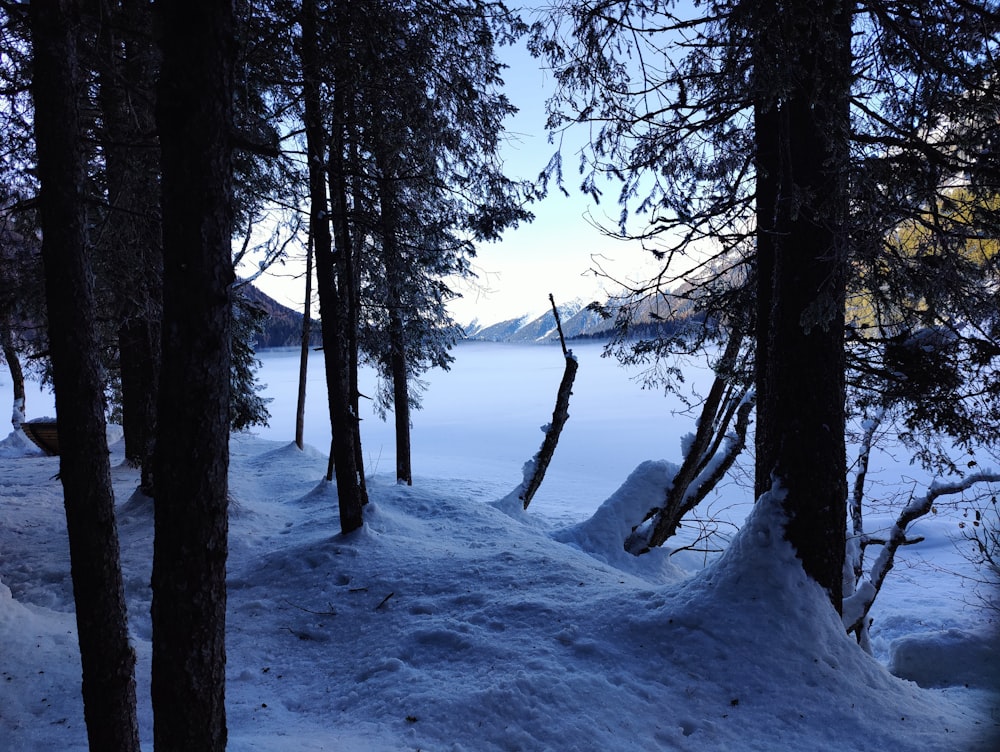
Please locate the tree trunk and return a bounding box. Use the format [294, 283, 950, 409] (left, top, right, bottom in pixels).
[751, 0, 851, 611]
[91, 0, 162, 493]
[118, 318, 160, 492]
[626, 328, 754, 553]
[301, 0, 364, 533]
[29, 2, 140, 749]
[344, 129, 369, 504]
[150, 1, 235, 749]
[295, 234, 314, 449]
[376, 162, 413, 485]
[1, 326, 25, 429]
[389, 311, 412, 485]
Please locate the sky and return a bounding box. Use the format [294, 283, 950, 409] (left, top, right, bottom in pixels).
[447, 22, 657, 326]
[247, 3, 668, 327]
[2, 347, 998, 750]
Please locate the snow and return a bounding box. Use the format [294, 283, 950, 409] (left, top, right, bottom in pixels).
[1, 342, 998, 750]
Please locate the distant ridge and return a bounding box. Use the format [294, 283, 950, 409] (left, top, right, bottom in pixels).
[462, 292, 696, 343]
[238, 282, 322, 349]
[462, 301, 610, 343]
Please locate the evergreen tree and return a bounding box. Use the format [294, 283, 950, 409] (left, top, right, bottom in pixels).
[533, 0, 1000, 604]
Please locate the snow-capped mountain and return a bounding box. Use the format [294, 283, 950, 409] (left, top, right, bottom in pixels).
[463, 300, 615, 343]
[461, 290, 698, 343]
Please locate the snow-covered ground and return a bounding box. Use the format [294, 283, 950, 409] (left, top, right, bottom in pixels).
[1, 342, 997, 750]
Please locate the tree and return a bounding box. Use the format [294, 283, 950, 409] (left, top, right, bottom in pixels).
[842, 410, 1000, 648]
[149, 0, 236, 748]
[293, 0, 530, 509]
[749, 0, 853, 609]
[230, 282, 273, 431]
[0, 8, 49, 430]
[343, 0, 532, 485]
[534, 0, 1000, 611]
[28, 0, 140, 748]
[299, 0, 365, 532]
[624, 327, 755, 553]
[0, 222, 39, 431]
[86, 0, 163, 493]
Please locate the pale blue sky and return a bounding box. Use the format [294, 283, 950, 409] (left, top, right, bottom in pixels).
[447, 20, 659, 325]
[248, 3, 672, 326]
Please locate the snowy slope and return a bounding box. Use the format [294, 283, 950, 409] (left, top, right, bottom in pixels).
[1, 429, 997, 751]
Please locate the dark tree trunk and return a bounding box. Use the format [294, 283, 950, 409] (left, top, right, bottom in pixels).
[295, 234, 314, 450]
[150, 1, 235, 749]
[29, 2, 140, 749]
[752, 102, 778, 500]
[91, 0, 162, 493]
[631, 328, 751, 551]
[118, 318, 160, 491]
[343, 129, 369, 504]
[376, 165, 413, 485]
[751, 0, 851, 610]
[1, 327, 25, 429]
[301, 0, 364, 533]
[519, 296, 578, 509]
[389, 310, 412, 485]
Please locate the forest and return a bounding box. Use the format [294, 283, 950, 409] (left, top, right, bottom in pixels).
[0, 0, 998, 750]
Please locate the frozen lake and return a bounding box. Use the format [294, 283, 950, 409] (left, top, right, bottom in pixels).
[0, 338, 745, 523]
[255, 340, 731, 522]
[4, 337, 971, 529]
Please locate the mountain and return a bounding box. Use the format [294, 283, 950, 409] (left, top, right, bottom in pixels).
[238, 282, 321, 349]
[463, 300, 615, 343]
[462, 292, 697, 343]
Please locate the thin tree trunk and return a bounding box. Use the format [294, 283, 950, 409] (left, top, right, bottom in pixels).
[376, 160, 413, 485]
[751, 0, 851, 611]
[843, 470, 1000, 636]
[301, 0, 364, 532]
[29, 2, 140, 748]
[633, 328, 749, 551]
[1, 327, 25, 429]
[345, 130, 369, 504]
[753, 103, 778, 501]
[91, 0, 161, 493]
[389, 311, 412, 484]
[150, 1, 235, 749]
[844, 410, 881, 650]
[118, 318, 159, 492]
[295, 233, 314, 450]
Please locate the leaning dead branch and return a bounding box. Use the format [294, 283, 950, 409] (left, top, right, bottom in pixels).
[519, 295, 579, 510]
[625, 328, 754, 554]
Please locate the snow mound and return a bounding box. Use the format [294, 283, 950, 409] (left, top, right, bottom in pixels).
[890, 628, 1000, 689]
[0, 428, 45, 458]
[614, 487, 1000, 750]
[552, 459, 685, 581]
[2, 436, 998, 751]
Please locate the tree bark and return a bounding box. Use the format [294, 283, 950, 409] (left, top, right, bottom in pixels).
[29, 2, 140, 749]
[343, 126, 369, 505]
[375, 158, 413, 485]
[150, 1, 235, 749]
[389, 307, 412, 485]
[751, 0, 852, 611]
